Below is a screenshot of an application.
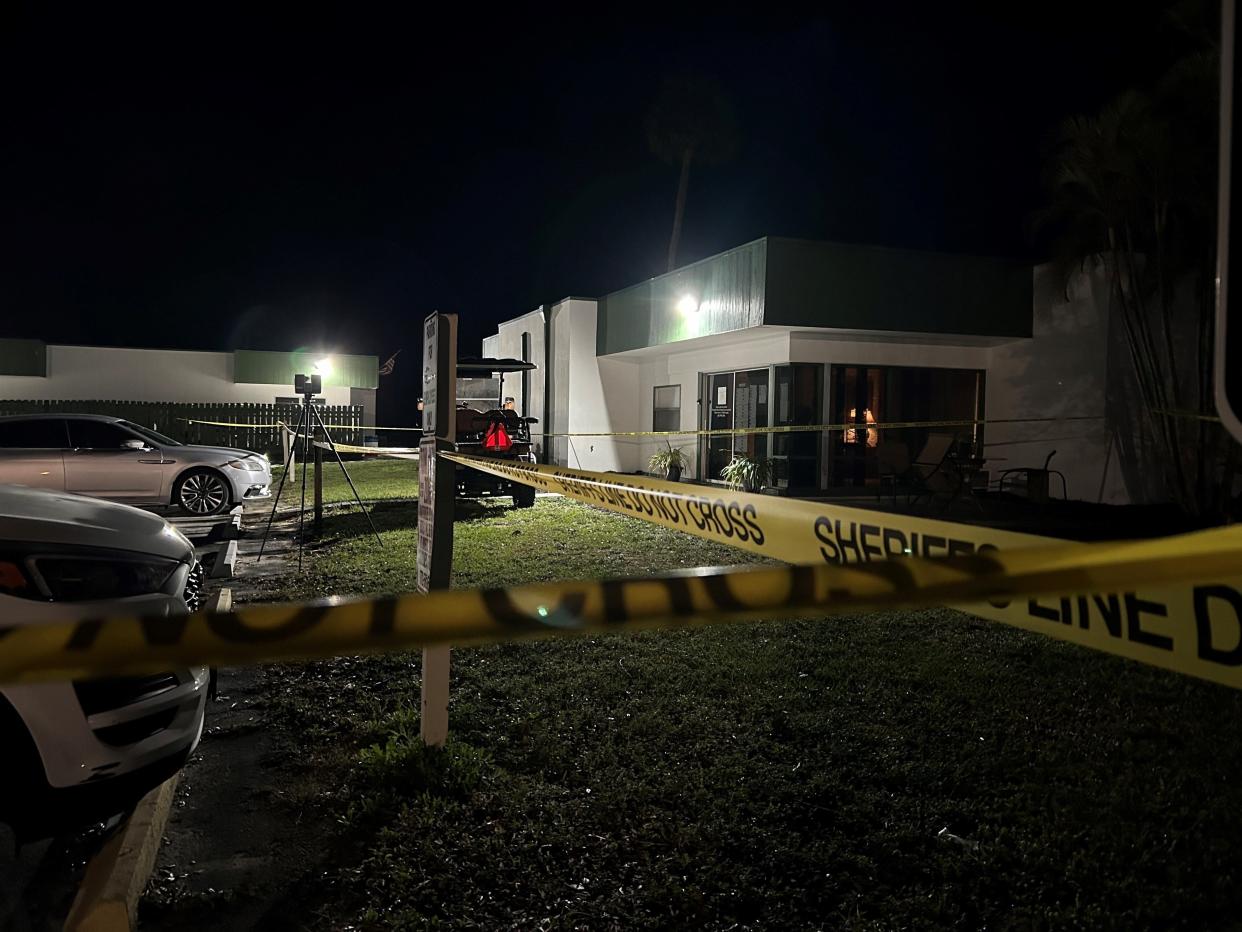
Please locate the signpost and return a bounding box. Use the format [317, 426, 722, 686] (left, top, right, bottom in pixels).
[418, 311, 457, 747]
[1217, 0, 1242, 444]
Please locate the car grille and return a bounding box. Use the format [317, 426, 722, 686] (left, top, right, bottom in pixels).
[183, 560, 205, 613]
[73, 673, 180, 716]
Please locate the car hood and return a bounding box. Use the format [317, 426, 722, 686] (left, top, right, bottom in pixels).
[174, 444, 266, 461]
[0, 485, 193, 560]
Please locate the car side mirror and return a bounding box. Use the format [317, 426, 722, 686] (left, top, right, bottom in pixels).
[122, 439, 148, 451]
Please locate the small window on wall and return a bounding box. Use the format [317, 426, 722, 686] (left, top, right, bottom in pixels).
[653, 385, 681, 432]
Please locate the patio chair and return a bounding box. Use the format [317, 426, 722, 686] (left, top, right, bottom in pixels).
[906, 432, 958, 505]
[875, 442, 910, 504]
[998, 450, 1068, 503]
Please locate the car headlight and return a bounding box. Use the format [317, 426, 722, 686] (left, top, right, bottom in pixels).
[227, 458, 265, 473]
[0, 553, 180, 602]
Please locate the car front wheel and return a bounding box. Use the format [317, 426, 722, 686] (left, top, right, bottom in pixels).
[175, 468, 231, 516]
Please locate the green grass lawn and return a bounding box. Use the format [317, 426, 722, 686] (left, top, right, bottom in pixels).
[239, 463, 1242, 929]
[273, 456, 418, 506]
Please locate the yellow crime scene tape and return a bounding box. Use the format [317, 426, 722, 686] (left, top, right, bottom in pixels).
[184, 418, 375, 430]
[184, 413, 1103, 439]
[4, 447, 1240, 690]
[443, 452, 1242, 689]
[1151, 408, 1225, 423]
[533, 414, 1104, 439]
[311, 440, 419, 456]
[2, 527, 1241, 686]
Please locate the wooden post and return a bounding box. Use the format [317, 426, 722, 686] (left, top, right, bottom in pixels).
[418, 312, 458, 748]
[420, 644, 451, 746]
[279, 414, 290, 464]
[313, 444, 323, 533]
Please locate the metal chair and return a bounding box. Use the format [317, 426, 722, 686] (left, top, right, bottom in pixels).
[998, 450, 1068, 503]
[906, 433, 958, 506]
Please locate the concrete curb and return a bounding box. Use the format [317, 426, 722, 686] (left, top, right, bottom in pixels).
[62, 776, 179, 932]
[212, 588, 233, 613]
[206, 512, 242, 543]
[209, 539, 238, 579]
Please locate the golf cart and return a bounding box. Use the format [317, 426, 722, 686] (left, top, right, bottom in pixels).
[452, 357, 539, 507]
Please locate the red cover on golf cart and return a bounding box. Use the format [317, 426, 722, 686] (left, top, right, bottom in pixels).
[484, 419, 512, 451]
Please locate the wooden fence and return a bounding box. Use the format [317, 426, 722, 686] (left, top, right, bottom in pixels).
[0, 400, 364, 461]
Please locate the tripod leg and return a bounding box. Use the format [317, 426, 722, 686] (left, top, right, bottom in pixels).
[310, 403, 384, 548]
[258, 408, 307, 561]
[298, 404, 311, 571]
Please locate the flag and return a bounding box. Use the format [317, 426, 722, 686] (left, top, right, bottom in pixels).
[375, 350, 399, 375]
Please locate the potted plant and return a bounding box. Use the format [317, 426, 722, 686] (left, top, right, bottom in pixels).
[720, 454, 774, 492]
[649, 445, 691, 482]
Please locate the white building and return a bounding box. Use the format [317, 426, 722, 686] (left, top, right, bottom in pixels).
[483, 236, 1134, 504]
[0, 342, 380, 424]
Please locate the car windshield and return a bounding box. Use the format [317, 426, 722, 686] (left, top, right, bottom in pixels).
[119, 420, 182, 447]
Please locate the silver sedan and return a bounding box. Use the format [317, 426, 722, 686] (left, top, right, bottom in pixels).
[0, 414, 271, 515]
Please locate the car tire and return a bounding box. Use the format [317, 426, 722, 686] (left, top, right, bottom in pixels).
[174, 468, 232, 516]
[512, 485, 536, 508]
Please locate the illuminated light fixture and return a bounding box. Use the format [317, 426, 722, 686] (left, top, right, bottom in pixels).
[677, 294, 699, 315]
[313, 357, 333, 377]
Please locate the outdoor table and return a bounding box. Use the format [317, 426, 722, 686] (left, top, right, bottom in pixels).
[945, 454, 988, 513]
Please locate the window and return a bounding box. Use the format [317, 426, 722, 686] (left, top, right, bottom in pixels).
[0, 418, 69, 449]
[118, 421, 181, 447]
[772, 365, 822, 489]
[653, 385, 681, 432]
[66, 420, 131, 449]
[829, 364, 984, 486]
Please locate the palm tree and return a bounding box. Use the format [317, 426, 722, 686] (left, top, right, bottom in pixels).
[646, 74, 738, 272]
[1038, 48, 1235, 516]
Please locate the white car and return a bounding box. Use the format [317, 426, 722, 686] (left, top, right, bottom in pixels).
[0, 485, 208, 837]
[0, 414, 272, 516]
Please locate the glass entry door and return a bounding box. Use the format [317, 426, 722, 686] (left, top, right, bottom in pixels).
[701, 368, 770, 483]
[704, 372, 735, 481]
[733, 369, 769, 461]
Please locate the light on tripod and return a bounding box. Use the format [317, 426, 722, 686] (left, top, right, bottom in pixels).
[294, 373, 322, 396]
[259, 370, 383, 568]
[313, 357, 333, 377]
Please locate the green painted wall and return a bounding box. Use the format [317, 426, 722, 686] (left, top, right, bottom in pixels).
[0, 339, 47, 376]
[763, 238, 1031, 338]
[597, 239, 767, 355]
[595, 237, 1032, 356]
[233, 350, 378, 389]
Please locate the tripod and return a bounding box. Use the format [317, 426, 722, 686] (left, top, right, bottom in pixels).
[258, 392, 383, 569]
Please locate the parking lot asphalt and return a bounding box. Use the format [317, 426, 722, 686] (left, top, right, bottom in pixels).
[141, 503, 329, 931]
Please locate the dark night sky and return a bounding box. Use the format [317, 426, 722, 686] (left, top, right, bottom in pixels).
[0, 3, 1180, 423]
